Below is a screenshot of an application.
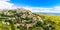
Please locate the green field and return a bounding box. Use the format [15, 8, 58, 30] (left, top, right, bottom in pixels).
[38, 14, 60, 30]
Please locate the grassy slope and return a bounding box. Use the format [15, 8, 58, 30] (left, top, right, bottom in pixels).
[0, 21, 11, 30]
[0, 13, 60, 30]
[38, 14, 60, 30]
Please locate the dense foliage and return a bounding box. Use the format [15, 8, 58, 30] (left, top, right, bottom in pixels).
[0, 9, 55, 30]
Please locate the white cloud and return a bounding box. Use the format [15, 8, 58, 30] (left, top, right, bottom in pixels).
[21, 6, 60, 13]
[0, 0, 10, 1]
[54, 6, 60, 11]
[0, 0, 16, 9]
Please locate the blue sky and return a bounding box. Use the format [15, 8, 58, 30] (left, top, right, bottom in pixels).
[0, 0, 60, 13]
[10, 0, 60, 7]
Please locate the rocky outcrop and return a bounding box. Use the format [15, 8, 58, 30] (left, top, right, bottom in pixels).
[1, 8, 42, 27]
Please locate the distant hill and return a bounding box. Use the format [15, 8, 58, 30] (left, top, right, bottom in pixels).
[34, 12, 60, 16]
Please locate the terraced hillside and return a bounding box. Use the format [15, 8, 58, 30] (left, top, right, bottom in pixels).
[0, 8, 55, 30]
